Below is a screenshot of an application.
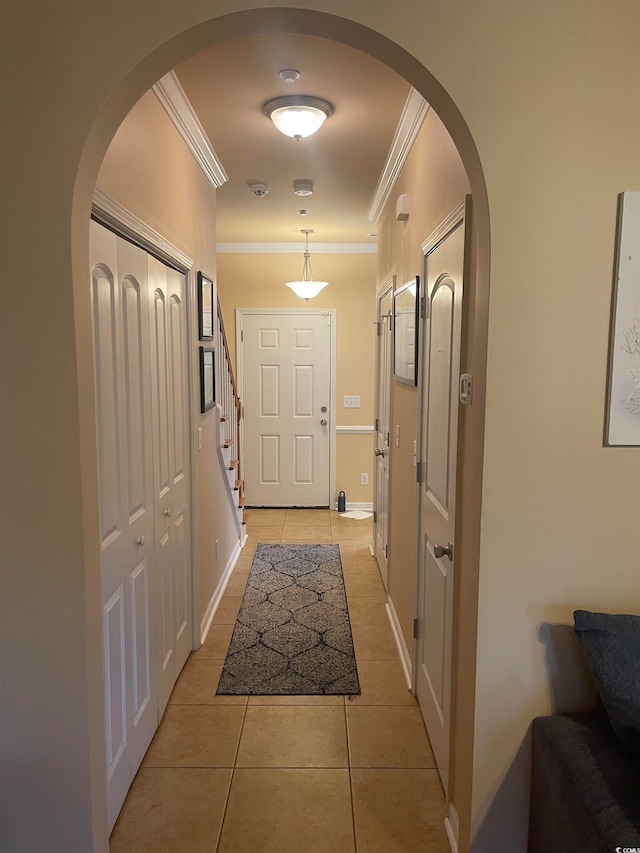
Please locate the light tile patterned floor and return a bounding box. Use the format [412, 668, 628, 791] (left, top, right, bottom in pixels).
[110, 509, 450, 852]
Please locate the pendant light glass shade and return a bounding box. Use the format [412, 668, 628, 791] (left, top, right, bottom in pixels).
[285, 280, 329, 300]
[285, 231, 329, 301]
[263, 96, 334, 140]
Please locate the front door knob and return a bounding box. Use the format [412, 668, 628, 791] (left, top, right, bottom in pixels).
[434, 541, 453, 561]
[320, 419, 328, 426]
[374, 448, 387, 457]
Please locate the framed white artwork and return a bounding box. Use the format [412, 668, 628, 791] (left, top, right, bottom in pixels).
[605, 191, 640, 446]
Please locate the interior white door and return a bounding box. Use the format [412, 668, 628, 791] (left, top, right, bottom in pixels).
[90, 222, 157, 831]
[415, 206, 466, 790]
[374, 284, 393, 590]
[240, 311, 332, 507]
[147, 256, 192, 713]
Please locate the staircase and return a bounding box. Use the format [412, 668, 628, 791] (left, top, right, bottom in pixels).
[215, 302, 246, 544]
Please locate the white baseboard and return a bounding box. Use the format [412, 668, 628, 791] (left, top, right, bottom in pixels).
[385, 596, 413, 690]
[199, 541, 242, 644]
[444, 803, 459, 853]
[334, 501, 374, 511]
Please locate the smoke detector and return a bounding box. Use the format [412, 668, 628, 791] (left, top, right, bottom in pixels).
[279, 69, 300, 84]
[293, 179, 314, 197]
[249, 182, 269, 197]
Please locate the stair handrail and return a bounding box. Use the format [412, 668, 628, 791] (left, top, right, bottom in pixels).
[216, 301, 242, 506]
[217, 301, 239, 406]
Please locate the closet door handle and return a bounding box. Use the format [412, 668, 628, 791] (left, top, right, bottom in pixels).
[163, 508, 172, 518]
[434, 542, 453, 561]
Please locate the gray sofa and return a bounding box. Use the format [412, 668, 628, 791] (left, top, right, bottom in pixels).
[528, 610, 640, 852]
[529, 711, 640, 851]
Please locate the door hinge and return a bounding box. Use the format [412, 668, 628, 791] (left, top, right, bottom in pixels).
[375, 321, 382, 336]
[375, 418, 379, 432]
[420, 296, 428, 319]
[385, 544, 389, 558]
[373, 510, 377, 523]
[240, 329, 244, 342]
[416, 461, 423, 483]
[413, 618, 419, 639]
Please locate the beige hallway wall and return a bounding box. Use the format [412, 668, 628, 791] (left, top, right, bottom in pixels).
[1, 3, 638, 852]
[376, 107, 470, 654]
[217, 250, 377, 506]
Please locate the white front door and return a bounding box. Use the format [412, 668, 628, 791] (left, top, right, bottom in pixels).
[239, 310, 332, 507]
[374, 282, 393, 589]
[90, 223, 157, 831]
[415, 203, 467, 789]
[147, 256, 192, 713]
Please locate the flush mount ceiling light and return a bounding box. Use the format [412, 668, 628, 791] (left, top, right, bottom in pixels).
[263, 96, 334, 141]
[285, 230, 329, 301]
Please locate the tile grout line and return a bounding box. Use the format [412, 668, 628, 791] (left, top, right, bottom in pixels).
[344, 555, 359, 853]
[215, 638, 251, 853]
[345, 699, 359, 853]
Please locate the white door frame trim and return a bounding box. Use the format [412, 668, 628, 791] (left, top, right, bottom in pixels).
[91, 189, 201, 651]
[412, 199, 467, 692]
[235, 308, 337, 508]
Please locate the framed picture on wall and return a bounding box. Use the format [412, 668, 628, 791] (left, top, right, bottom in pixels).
[198, 271, 214, 341]
[199, 346, 215, 412]
[604, 191, 640, 446]
[394, 276, 420, 386]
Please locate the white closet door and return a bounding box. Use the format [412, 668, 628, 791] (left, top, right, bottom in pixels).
[148, 256, 192, 713]
[90, 222, 157, 831]
[415, 212, 466, 790]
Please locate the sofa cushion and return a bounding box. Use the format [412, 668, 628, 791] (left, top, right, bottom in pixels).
[530, 714, 640, 852]
[574, 609, 640, 756]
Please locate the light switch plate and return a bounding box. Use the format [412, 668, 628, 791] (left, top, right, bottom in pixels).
[344, 396, 360, 408]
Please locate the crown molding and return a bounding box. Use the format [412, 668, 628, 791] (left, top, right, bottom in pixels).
[91, 188, 194, 271]
[216, 242, 376, 254]
[153, 71, 228, 190]
[367, 88, 430, 224]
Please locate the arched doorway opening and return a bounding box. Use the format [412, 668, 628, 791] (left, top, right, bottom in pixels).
[73, 8, 490, 850]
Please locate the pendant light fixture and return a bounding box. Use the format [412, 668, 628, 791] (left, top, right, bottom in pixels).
[285, 230, 329, 301]
[263, 95, 334, 141]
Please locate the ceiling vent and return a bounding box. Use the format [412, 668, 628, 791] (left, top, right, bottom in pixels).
[249, 182, 269, 197]
[293, 179, 314, 197]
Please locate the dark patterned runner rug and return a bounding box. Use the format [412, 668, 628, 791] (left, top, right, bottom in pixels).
[216, 543, 360, 695]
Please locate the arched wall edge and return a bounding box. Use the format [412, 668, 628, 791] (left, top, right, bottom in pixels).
[71, 9, 491, 850]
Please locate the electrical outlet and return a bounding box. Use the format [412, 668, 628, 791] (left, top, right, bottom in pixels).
[343, 396, 360, 408]
[360, 473, 369, 486]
